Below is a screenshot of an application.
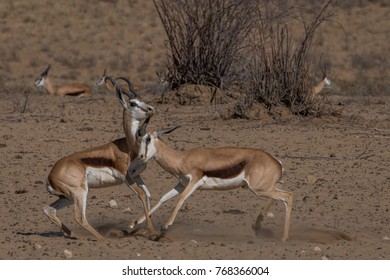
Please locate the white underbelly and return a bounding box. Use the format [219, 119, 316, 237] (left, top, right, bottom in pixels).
[199, 172, 246, 190]
[86, 167, 124, 188]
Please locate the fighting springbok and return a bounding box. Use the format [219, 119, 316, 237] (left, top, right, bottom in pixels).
[43, 79, 156, 243]
[134, 127, 293, 242]
[35, 64, 93, 97]
[97, 69, 138, 93]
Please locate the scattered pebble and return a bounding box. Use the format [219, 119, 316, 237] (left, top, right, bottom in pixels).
[321, 255, 329, 260]
[267, 212, 275, 218]
[122, 207, 132, 213]
[383, 236, 389, 241]
[34, 243, 42, 250]
[136, 252, 141, 257]
[307, 175, 317, 185]
[314, 246, 322, 252]
[64, 249, 72, 259]
[108, 199, 118, 208]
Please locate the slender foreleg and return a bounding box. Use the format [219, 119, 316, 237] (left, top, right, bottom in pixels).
[130, 182, 185, 229]
[161, 178, 203, 231]
[124, 178, 158, 236]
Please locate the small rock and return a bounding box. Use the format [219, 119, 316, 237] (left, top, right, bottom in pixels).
[108, 199, 118, 208]
[64, 249, 72, 259]
[34, 243, 42, 250]
[329, 153, 336, 158]
[314, 246, 322, 252]
[122, 207, 132, 213]
[321, 255, 329, 260]
[307, 175, 317, 185]
[136, 253, 141, 257]
[383, 236, 390, 241]
[267, 212, 275, 218]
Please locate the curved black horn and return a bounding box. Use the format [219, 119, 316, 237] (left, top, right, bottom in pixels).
[115, 76, 138, 99]
[104, 76, 116, 87]
[105, 76, 136, 101]
[319, 53, 327, 77]
[102, 69, 107, 76]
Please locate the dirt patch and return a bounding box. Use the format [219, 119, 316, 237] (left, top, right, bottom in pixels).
[0, 91, 389, 260]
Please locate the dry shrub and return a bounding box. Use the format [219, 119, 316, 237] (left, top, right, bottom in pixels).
[154, 0, 337, 118]
[241, 0, 336, 117]
[8, 82, 32, 113]
[153, 0, 253, 89]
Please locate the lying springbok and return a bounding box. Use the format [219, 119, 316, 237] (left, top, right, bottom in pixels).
[35, 64, 93, 97]
[43, 79, 156, 243]
[97, 69, 138, 93]
[134, 127, 293, 242]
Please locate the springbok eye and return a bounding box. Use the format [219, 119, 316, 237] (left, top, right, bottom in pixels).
[129, 101, 137, 107]
[145, 136, 151, 144]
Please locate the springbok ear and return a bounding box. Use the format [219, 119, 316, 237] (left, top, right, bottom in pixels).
[42, 64, 51, 76]
[137, 117, 151, 137]
[155, 126, 181, 138]
[114, 83, 127, 108]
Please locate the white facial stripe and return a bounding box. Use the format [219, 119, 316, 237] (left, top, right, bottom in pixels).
[35, 77, 45, 87]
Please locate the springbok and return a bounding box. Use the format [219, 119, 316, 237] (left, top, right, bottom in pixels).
[134, 127, 293, 242]
[35, 64, 93, 97]
[311, 75, 331, 98]
[43, 79, 156, 243]
[311, 59, 331, 99]
[97, 69, 138, 93]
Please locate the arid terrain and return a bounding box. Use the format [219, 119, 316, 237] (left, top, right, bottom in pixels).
[0, 0, 389, 260]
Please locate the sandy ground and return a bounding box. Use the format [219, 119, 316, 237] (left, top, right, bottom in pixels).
[0, 0, 389, 260]
[0, 90, 388, 260]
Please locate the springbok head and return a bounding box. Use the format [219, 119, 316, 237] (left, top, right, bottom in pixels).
[35, 64, 51, 88]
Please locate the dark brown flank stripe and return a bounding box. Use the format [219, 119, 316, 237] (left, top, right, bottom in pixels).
[66, 91, 85, 96]
[81, 157, 115, 168]
[204, 161, 246, 179]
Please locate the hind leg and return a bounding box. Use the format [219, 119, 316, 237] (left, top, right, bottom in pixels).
[253, 199, 275, 231]
[72, 189, 108, 243]
[43, 197, 74, 238]
[256, 189, 292, 242]
[248, 181, 292, 242]
[255, 181, 285, 223]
